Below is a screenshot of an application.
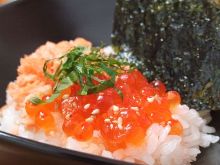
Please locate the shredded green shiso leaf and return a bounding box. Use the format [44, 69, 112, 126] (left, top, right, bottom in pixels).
[29, 46, 134, 105]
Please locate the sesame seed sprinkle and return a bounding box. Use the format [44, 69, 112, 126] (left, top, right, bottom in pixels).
[84, 104, 90, 110]
[117, 117, 123, 130]
[120, 111, 127, 115]
[155, 95, 162, 103]
[112, 105, 119, 112]
[112, 120, 118, 124]
[39, 112, 44, 118]
[97, 95, 103, 101]
[91, 109, 100, 115]
[104, 118, 111, 123]
[65, 113, 72, 120]
[136, 112, 140, 116]
[131, 107, 139, 111]
[147, 96, 155, 103]
[62, 94, 69, 100]
[45, 96, 50, 100]
[71, 102, 77, 108]
[120, 107, 128, 110]
[85, 117, 94, 123]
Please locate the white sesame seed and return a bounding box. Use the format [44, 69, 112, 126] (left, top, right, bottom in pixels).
[71, 102, 77, 108]
[45, 96, 50, 100]
[91, 115, 96, 119]
[85, 117, 94, 123]
[62, 94, 69, 100]
[117, 117, 123, 130]
[104, 118, 111, 123]
[110, 124, 114, 129]
[39, 112, 44, 118]
[147, 96, 155, 103]
[120, 107, 128, 110]
[112, 105, 119, 112]
[161, 121, 166, 126]
[97, 95, 103, 101]
[91, 109, 100, 115]
[84, 104, 90, 110]
[131, 107, 139, 111]
[136, 112, 140, 116]
[65, 113, 72, 120]
[118, 117, 122, 123]
[112, 120, 118, 124]
[155, 94, 162, 103]
[62, 99, 68, 104]
[118, 125, 123, 130]
[120, 111, 127, 115]
[115, 76, 118, 81]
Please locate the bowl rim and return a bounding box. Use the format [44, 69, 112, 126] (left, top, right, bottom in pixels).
[0, 130, 133, 165]
[0, 0, 22, 8]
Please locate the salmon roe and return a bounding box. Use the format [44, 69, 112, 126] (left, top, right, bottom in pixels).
[25, 69, 183, 150]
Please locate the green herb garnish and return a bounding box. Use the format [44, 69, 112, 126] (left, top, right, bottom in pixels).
[29, 96, 45, 105]
[30, 46, 134, 105]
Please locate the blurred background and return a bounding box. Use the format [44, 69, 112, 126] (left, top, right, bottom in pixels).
[0, 0, 15, 5]
[0, 0, 115, 105]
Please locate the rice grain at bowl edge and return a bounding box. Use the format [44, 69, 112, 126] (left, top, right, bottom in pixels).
[0, 38, 219, 165]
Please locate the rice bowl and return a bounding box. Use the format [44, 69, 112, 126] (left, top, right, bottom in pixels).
[0, 38, 219, 165]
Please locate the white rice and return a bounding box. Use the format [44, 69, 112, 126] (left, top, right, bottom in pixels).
[0, 93, 219, 165]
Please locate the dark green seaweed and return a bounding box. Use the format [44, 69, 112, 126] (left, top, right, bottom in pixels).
[112, 0, 220, 110]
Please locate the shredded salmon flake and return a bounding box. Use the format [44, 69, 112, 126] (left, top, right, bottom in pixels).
[7, 38, 92, 109]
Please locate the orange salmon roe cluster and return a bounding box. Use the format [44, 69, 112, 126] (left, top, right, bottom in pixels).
[25, 69, 183, 151]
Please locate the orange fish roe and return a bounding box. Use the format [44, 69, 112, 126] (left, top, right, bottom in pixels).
[25, 69, 183, 151]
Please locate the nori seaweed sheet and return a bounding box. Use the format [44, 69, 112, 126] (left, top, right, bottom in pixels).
[112, 0, 220, 110]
